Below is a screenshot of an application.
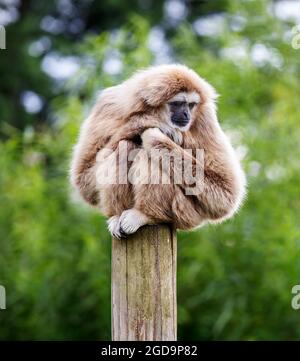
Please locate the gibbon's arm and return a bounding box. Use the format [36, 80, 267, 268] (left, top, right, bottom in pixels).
[142, 108, 246, 222]
[70, 111, 107, 206]
[70, 106, 163, 206]
[104, 113, 163, 150]
[70, 89, 124, 206]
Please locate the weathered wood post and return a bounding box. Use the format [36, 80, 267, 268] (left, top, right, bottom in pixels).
[112, 224, 177, 341]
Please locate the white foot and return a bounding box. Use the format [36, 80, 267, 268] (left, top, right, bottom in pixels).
[118, 209, 150, 237]
[107, 215, 121, 239]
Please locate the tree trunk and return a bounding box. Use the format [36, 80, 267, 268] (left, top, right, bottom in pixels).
[112, 224, 177, 341]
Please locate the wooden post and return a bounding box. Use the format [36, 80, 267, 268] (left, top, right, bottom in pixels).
[112, 224, 177, 341]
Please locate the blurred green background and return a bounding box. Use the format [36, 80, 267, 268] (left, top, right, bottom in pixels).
[0, 0, 300, 340]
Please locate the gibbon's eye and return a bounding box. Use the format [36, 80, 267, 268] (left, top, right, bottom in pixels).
[189, 102, 197, 110]
[169, 101, 184, 107]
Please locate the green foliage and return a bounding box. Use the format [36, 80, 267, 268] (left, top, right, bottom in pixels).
[1, 0, 300, 340]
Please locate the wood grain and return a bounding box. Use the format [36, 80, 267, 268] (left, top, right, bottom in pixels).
[112, 224, 177, 341]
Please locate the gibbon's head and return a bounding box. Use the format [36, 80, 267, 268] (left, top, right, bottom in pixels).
[126, 64, 219, 132]
[165, 91, 200, 131]
[101, 64, 219, 133]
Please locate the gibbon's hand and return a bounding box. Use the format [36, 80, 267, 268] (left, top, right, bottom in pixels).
[106, 118, 162, 150]
[159, 125, 183, 145]
[141, 127, 169, 150]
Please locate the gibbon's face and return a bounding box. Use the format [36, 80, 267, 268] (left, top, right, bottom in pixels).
[166, 91, 200, 131]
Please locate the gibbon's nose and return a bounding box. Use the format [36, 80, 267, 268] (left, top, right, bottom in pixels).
[183, 111, 189, 120]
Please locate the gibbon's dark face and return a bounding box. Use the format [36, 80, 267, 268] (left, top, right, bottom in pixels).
[167, 91, 200, 130]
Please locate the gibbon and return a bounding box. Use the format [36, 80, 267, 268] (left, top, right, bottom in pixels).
[70, 64, 246, 238]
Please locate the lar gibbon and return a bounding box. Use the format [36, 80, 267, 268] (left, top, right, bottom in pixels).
[70, 64, 246, 238]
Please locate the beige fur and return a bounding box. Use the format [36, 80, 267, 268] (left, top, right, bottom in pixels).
[70, 64, 246, 236]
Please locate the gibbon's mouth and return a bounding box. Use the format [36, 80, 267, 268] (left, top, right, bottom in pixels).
[173, 120, 189, 127]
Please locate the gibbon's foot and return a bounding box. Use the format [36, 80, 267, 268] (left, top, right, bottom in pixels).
[117, 209, 150, 238]
[107, 215, 121, 239]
